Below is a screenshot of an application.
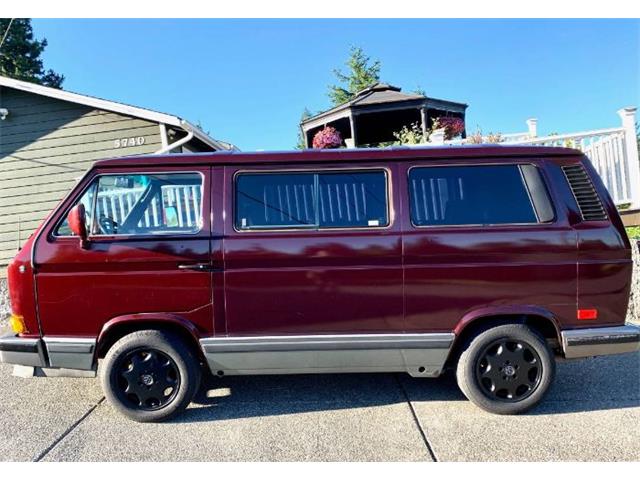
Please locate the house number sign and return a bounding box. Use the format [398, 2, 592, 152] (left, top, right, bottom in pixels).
[114, 136, 146, 148]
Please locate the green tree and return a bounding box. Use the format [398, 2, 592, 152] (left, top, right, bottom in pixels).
[328, 46, 381, 106]
[0, 18, 64, 88]
[413, 85, 426, 97]
[295, 107, 313, 149]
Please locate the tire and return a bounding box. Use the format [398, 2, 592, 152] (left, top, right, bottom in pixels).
[100, 329, 201, 422]
[456, 324, 555, 415]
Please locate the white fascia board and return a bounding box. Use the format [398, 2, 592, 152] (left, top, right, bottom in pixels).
[0, 75, 234, 150]
[180, 120, 235, 151]
[0, 75, 182, 127]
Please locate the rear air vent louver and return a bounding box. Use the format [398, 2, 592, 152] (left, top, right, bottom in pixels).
[562, 164, 607, 221]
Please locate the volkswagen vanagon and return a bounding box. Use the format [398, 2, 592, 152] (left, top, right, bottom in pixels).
[1, 145, 638, 422]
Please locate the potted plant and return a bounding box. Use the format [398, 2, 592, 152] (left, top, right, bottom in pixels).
[312, 126, 343, 149]
[432, 116, 465, 140]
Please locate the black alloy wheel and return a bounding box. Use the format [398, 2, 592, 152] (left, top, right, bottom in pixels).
[101, 330, 201, 422]
[474, 338, 542, 402]
[116, 348, 181, 410]
[456, 324, 555, 415]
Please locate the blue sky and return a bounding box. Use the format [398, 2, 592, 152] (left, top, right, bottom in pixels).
[32, 19, 639, 151]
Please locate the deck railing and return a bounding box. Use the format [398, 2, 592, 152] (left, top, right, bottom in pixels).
[97, 185, 202, 228]
[428, 107, 640, 208]
[509, 127, 634, 205]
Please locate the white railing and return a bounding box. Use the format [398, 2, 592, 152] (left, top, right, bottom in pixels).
[507, 127, 633, 205]
[97, 185, 202, 228]
[428, 107, 640, 208]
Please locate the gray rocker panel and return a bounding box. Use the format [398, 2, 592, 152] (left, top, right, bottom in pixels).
[200, 333, 455, 377]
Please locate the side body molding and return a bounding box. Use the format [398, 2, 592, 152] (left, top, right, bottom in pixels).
[200, 333, 455, 377]
[44, 337, 96, 370]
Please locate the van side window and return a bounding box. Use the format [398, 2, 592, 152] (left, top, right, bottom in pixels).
[235, 170, 389, 230]
[318, 172, 388, 228]
[235, 173, 316, 229]
[55, 173, 203, 236]
[409, 165, 547, 226]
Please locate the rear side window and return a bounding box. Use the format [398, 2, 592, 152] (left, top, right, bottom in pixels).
[409, 165, 550, 227]
[235, 170, 389, 230]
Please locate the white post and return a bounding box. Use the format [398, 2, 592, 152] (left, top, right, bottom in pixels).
[526, 118, 538, 138]
[430, 128, 446, 145]
[618, 107, 640, 209]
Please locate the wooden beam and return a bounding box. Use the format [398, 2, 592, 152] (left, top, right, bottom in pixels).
[420, 108, 428, 139]
[620, 208, 640, 227]
[349, 113, 358, 147]
[301, 110, 351, 131]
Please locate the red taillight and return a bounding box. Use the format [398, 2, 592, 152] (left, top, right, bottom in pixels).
[577, 309, 598, 320]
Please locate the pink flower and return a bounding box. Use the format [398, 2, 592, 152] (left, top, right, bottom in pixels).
[434, 116, 465, 140]
[312, 126, 343, 149]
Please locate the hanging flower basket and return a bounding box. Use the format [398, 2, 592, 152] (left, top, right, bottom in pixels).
[312, 126, 343, 149]
[433, 116, 465, 140]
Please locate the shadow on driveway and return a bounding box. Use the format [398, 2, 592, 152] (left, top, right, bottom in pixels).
[173, 351, 640, 423]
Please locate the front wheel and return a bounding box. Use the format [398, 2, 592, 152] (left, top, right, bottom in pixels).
[100, 330, 201, 422]
[456, 324, 555, 414]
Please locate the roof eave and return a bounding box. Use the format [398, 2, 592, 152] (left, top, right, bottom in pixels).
[0, 75, 234, 150]
[180, 120, 237, 151]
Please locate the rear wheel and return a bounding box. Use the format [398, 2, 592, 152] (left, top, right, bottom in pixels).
[100, 330, 201, 422]
[456, 324, 555, 414]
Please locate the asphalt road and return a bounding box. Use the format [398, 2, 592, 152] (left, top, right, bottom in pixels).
[0, 341, 638, 461]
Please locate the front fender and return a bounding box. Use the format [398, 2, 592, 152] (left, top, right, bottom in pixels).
[97, 313, 202, 347]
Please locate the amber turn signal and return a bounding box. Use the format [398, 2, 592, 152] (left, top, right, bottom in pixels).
[9, 314, 26, 334]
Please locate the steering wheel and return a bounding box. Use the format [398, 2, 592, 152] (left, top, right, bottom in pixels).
[98, 215, 118, 235]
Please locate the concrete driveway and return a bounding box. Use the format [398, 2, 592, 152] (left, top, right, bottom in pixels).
[0, 338, 638, 461]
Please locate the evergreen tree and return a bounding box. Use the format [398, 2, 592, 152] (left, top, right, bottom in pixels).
[328, 46, 381, 106]
[295, 107, 313, 149]
[0, 19, 64, 88]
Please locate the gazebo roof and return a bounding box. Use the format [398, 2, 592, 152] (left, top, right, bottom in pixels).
[348, 83, 425, 106]
[302, 83, 467, 128]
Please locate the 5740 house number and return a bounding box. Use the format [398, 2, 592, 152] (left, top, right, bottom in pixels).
[114, 136, 146, 148]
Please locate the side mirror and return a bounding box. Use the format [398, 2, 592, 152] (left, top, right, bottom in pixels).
[67, 204, 88, 248]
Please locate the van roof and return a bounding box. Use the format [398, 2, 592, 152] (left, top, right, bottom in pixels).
[94, 144, 583, 168]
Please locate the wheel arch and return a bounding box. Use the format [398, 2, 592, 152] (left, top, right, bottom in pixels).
[446, 307, 562, 369]
[96, 313, 206, 363]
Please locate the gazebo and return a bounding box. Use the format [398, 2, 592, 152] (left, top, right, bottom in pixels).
[301, 83, 468, 148]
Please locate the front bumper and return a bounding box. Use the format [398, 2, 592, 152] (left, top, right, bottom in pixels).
[562, 324, 640, 359]
[0, 335, 47, 367]
[0, 334, 96, 371]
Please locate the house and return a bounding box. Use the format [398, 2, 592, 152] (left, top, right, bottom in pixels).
[0, 75, 234, 275]
[301, 83, 467, 147]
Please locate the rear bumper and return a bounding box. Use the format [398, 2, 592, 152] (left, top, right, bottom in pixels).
[562, 324, 640, 359]
[0, 335, 46, 367]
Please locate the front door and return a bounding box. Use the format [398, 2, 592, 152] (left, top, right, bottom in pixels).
[221, 163, 404, 335]
[34, 166, 214, 337]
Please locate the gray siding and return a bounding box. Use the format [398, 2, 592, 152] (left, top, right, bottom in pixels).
[0, 86, 163, 275]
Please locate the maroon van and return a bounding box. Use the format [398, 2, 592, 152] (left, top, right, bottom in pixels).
[1, 145, 638, 422]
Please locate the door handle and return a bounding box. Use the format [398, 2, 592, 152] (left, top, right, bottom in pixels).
[177, 263, 217, 272]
